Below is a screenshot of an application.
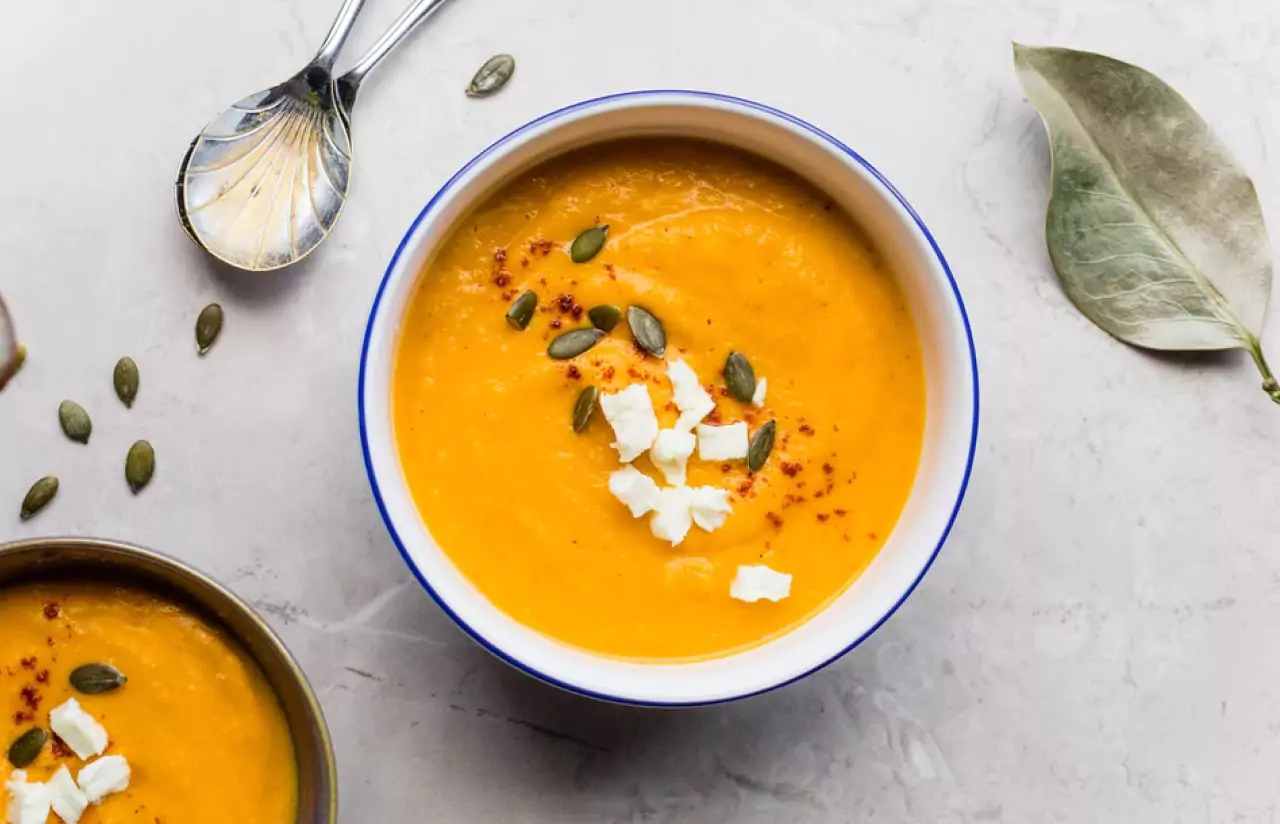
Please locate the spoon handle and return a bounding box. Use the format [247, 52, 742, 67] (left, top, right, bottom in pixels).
[342, 0, 454, 87]
[313, 0, 368, 71]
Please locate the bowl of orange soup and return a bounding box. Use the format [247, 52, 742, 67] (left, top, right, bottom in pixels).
[0, 537, 335, 823]
[361, 91, 978, 705]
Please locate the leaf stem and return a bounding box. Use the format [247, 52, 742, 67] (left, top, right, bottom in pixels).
[1246, 337, 1280, 405]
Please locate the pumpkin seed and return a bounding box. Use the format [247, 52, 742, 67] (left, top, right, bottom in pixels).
[572, 386, 599, 433]
[548, 328, 604, 360]
[69, 663, 128, 695]
[466, 54, 516, 98]
[588, 305, 622, 332]
[1, 344, 25, 391]
[195, 303, 223, 355]
[7, 728, 47, 769]
[20, 476, 58, 521]
[58, 400, 92, 444]
[724, 352, 756, 403]
[125, 440, 155, 494]
[748, 420, 776, 472]
[626, 306, 666, 357]
[570, 226, 609, 263]
[114, 357, 139, 408]
[505, 290, 538, 330]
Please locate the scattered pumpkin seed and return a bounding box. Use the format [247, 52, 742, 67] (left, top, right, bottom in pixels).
[58, 400, 92, 444]
[626, 306, 666, 357]
[570, 226, 609, 263]
[1, 344, 25, 391]
[588, 305, 622, 332]
[748, 420, 776, 472]
[20, 476, 58, 521]
[548, 328, 605, 360]
[505, 290, 538, 330]
[196, 303, 223, 355]
[70, 663, 128, 695]
[724, 351, 757, 403]
[7, 728, 47, 769]
[572, 386, 599, 433]
[114, 357, 139, 408]
[125, 440, 155, 494]
[466, 53, 516, 98]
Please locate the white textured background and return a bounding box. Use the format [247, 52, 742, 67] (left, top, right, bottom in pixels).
[3, 1, 1280, 821]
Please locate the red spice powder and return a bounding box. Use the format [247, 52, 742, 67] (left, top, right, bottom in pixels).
[13, 711, 31, 724]
[20, 657, 36, 670]
[520, 256, 529, 268]
[822, 463, 834, 474]
[43, 603, 60, 620]
[35, 670, 49, 684]
[529, 239, 554, 257]
[605, 264, 617, 280]
[20, 685, 41, 711]
[566, 365, 582, 380]
[799, 424, 815, 436]
[550, 318, 562, 329]
[766, 512, 784, 529]
[817, 513, 831, 523]
[602, 366, 616, 381]
[835, 508, 848, 517]
[780, 462, 803, 477]
[492, 271, 512, 288]
[50, 737, 73, 759]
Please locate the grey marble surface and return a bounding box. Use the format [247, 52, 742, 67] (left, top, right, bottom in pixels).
[3, 1, 1280, 821]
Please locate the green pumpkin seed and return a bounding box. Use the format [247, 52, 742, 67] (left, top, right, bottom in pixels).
[588, 305, 622, 332]
[724, 352, 756, 403]
[7, 728, 47, 768]
[570, 226, 609, 263]
[125, 440, 155, 494]
[572, 386, 599, 433]
[466, 53, 516, 98]
[626, 306, 666, 357]
[20, 476, 58, 521]
[196, 303, 223, 355]
[548, 328, 605, 360]
[505, 290, 538, 330]
[748, 420, 776, 473]
[69, 663, 128, 695]
[114, 357, 139, 408]
[58, 400, 92, 444]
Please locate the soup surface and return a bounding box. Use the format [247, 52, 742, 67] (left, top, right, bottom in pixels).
[394, 139, 925, 659]
[0, 582, 297, 824]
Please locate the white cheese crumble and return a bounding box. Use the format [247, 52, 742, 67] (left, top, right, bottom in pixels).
[730, 565, 793, 603]
[76, 756, 130, 805]
[49, 698, 108, 760]
[752, 377, 767, 407]
[649, 428, 696, 486]
[607, 465, 662, 517]
[690, 487, 733, 532]
[696, 422, 749, 461]
[47, 766, 88, 824]
[5, 771, 51, 824]
[650, 486, 695, 546]
[667, 359, 715, 431]
[599, 384, 660, 462]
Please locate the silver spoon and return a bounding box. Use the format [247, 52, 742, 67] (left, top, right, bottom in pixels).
[176, 0, 453, 272]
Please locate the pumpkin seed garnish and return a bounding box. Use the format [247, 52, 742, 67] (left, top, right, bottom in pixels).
[114, 357, 139, 408]
[588, 305, 622, 332]
[195, 303, 223, 355]
[7, 728, 47, 769]
[20, 476, 58, 521]
[724, 352, 756, 403]
[466, 53, 516, 98]
[570, 226, 609, 263]
[505, 290, 538, 330]
[58, 400, 92, 444]
[1, 344, 26, 391]
[548, 328, 605, 360]
[125, 440, 155, 494]
[70, 663, 128, 695]
[572, 386, 599, 433]
[748, 420, 776, 472]
[626, 306, 666, 357]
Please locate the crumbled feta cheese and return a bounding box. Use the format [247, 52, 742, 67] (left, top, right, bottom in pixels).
[76, 756, 130, 805]
[649, 428, 697, 486]
[650, 486, 695, 546]
[730, 565, 793, 603]
[47, 766, 88, 824]
[599, 384, 660, 462]
[752, 377, 767, 407]
[49, 698, 108, 760]
[667, 359, 715, 431]
[5, 771, 51, 824]
[608, 465, 662, 517]
[690, 487, 733, 531]
[696, 422, 749, 461]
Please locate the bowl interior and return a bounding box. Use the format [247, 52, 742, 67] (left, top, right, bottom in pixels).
[361, 92, 977, 705]
[0, 539, 335, 823]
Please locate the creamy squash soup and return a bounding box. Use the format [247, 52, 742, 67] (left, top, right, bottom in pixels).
[394, 139, 925, 660]
[0, 583, 296, 824]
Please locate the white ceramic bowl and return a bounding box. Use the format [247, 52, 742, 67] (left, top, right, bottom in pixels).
[360, 91, 978, 706]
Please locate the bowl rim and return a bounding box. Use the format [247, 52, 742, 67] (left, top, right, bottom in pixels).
[359, 89, 980, 706]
